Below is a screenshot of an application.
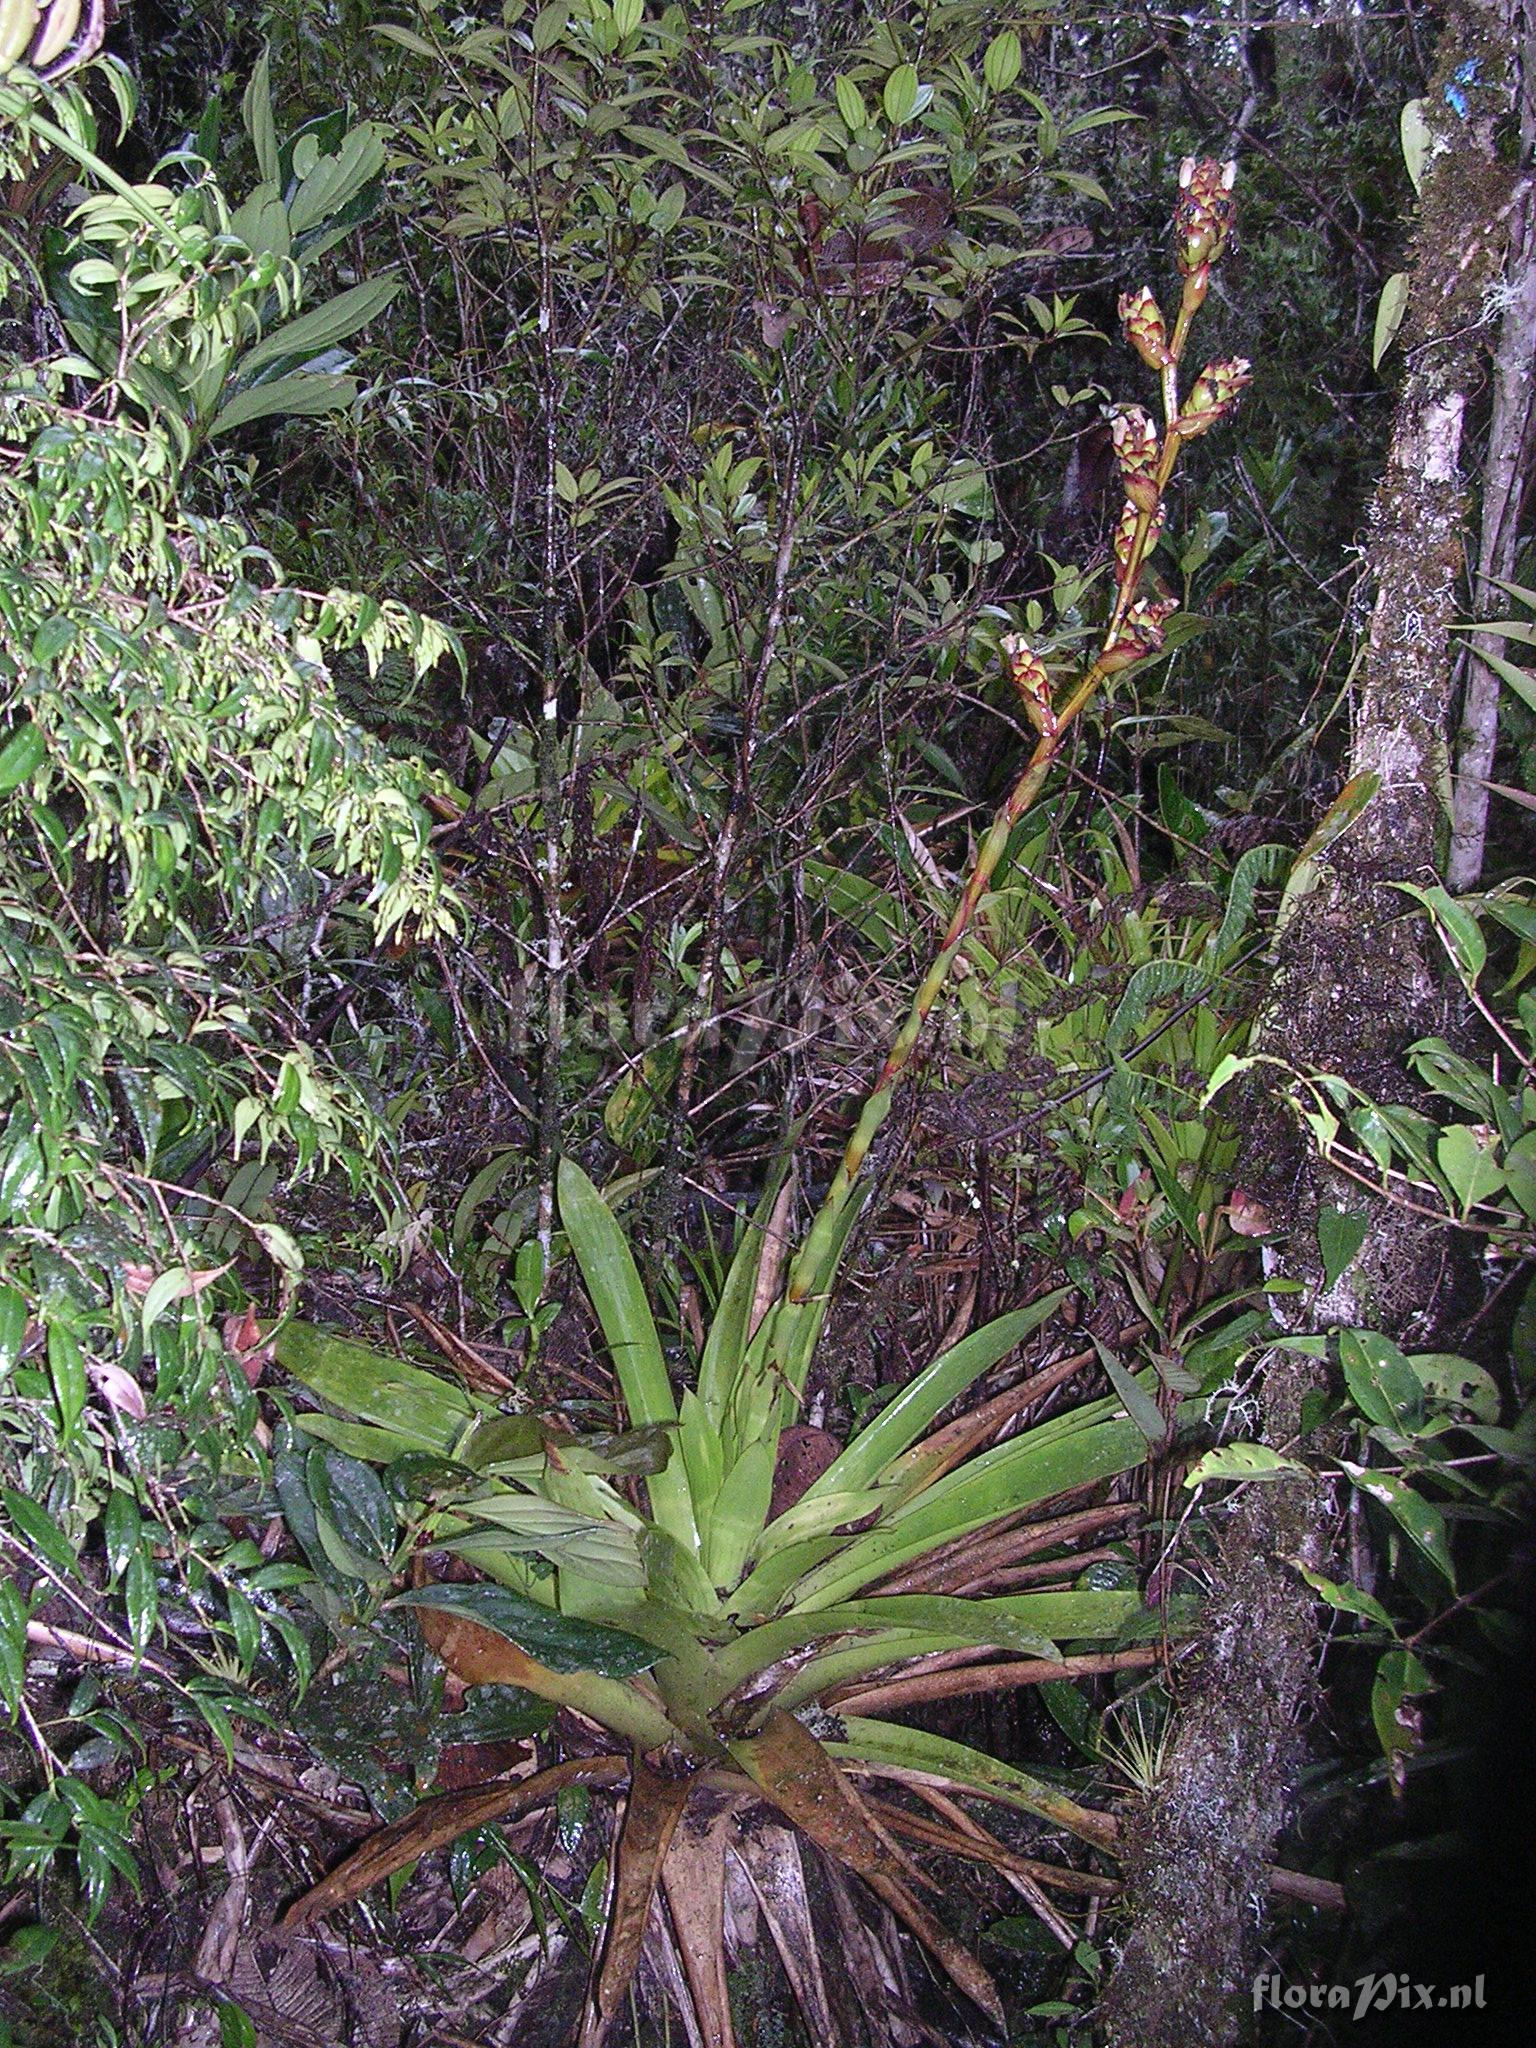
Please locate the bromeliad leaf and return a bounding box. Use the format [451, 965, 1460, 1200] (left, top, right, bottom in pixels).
[830, 1716, 1117, 1850]
[394, 1582, 659, 1677]
[731, 1709, 1005, 2028]
[582, 1759, 695, 2048]
[803, 1290, 1072, 1503]
[557, 1158, 696, 1548]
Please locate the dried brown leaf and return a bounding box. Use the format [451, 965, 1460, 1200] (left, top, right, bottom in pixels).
[729, 1712, 1003, 2029]
[660, 1807, 737, 2048]
[282, 1757, 626, 1926]
[581, 1758, 697, 2048]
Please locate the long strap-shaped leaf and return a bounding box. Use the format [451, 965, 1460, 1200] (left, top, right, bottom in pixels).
[282, 1756, 629, 1925]
[580, 1757, 696, 2048]
[558, 1158, 697, 1550]
[830, 1715, 1118, 1851]
[798, 1290, 1071, 1504]
[658, 1809, 737, 2048]
[711, 1587, 1142, 1695]
[397, 1590, 677, 1750]
[729, 1710, 1005, 2030]
[786, 1411, 1149, 1613]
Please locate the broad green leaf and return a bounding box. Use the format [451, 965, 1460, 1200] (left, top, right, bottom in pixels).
[1317, 1206, 1369, 1289]
[804, 1291, 1070, 1504]
[0, 721, 45, 793]
[883, 63, 919, 126]
[306, 1446, 397, 1562]
[48, 1323, 85, 1438]
[287, 124, 388, 242]
[531, 2, 570, 52]
[752, 1488, 886, 1564]
[1, 1489, 77, 1580]
[1287, 1558, 1395, 1631]
[1399, 99, 1429, 193]
[124, 1548, 158, 1650]
[241, 46, 280, 186]
[557, 1158, 695, 1547]
[1393, 881, 1486, 984]
[1184, 1442, 1308, 1486]
[228, 186, 291, 262]
[704, 1437, 776, 1590]
[294, 1414, 429, 1464]
[449, 1525, 645, 1589]
[0, 1128, 46, 1223]
[1371, 1646, 1431, 1770]
[394, 1583, 657, 1677]
[1507, 1130, 1536, 1220]
[1341, 1463, 1455, 1586]
[983, 31, 1022, 94]
[209, 371, 359, 438]
[677, 1390, 724, 1526]
[638, 1526, 722, 1618]
[274, 1320, 479, 1452]
[0, 1281, 28, 1375]
[834, 75, 866, 132]
[1472, 646, 1536, 715]
[1340, 1328, 1424, 1431]
[103, 1491, 140, 1579]
[451, 1494, 645, 1587]
[238, 278, 400, 382]
[1095, 1338, 1168, 1447]
[1436, 1122, 1504, 1212]
[1372, 271, 1409, 369]
[140, 1267, 191, 1337]
[1402, 1352, 1500, 1421]
[1277, 772, 1380, 933]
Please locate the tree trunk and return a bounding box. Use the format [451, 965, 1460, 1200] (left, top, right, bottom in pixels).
[1447, 18, 1536, 890]
[1099, 7, 1523, 2041]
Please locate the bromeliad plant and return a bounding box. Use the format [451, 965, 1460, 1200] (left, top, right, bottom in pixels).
[275, 161, 1250, 2042]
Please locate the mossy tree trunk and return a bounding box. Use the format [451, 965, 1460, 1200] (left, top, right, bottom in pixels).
[1099, 6, 1524, 2042]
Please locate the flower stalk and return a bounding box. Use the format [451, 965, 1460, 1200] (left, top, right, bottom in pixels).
[784, 160, 1246, 1309]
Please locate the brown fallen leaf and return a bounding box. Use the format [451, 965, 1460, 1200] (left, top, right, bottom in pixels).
[282, 1757, 628, 1926]
[729, 1710, 1004, 2030]
[580, 1757, 697, 2048]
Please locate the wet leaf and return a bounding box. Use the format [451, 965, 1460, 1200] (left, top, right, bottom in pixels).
[1184, 1442, 1308, 1486]
[274, 1320, 478, 1451]
[395, 1583, 657, 1677]
[1317, 1206, 1368, 1289]
[1341, 1464, 1455, 1586]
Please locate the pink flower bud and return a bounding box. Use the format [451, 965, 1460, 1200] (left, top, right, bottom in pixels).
[1102, 595, 1177, 672]
[1118, 286, 1172, 369]
[1108, 405, 1159, 479]
[1172, 357, 1252, 438]
[1174, 157, 1236, 275]
[1001, 632, 1058, 735]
